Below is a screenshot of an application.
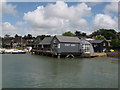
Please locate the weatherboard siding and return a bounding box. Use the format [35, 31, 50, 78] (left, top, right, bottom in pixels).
[51, 37, 82, 55]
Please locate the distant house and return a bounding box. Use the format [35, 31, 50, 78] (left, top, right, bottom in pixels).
[88, 40, 109, 53]
[32, 36, 42, 49]
[51, 35, 83, 55]
[39, 36, 53, 50]
[2, 37, 14, 48]
[80, 40, 94, 53]
[13, 36, 22, 47]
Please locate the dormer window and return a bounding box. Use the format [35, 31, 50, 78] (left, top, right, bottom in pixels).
[53, 40, 56, 43]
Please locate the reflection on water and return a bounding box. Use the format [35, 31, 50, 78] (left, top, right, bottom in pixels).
[2, 54, 118, 88]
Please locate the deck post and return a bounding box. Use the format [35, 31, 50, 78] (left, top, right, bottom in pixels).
[58, 54, 61, 59]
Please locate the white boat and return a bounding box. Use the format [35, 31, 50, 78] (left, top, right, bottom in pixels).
[12, 49, 26, 54]
[0, 48, 5, 54]
[4, 49, 26, 54]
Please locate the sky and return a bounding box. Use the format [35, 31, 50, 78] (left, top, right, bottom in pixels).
[1, 1, 119, 36]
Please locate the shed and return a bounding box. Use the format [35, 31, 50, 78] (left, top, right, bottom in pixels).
[51, 35, 83, 55]
[39, 36, 54, 50]
[89, 40, 109, 52]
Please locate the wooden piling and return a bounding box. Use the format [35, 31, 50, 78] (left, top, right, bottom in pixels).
[58, 54, 61, 59]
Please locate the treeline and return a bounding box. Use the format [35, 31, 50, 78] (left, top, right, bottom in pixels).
[1, 29, 120, 49]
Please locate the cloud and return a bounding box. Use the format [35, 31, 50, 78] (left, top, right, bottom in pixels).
[2, 2, 17, 16]
[93, 14, 118, 31]
[16, 21, 26, 26]
[2, 22, 18, 36]
[104, 2, 118, 15]
[23, 1, 92, 35]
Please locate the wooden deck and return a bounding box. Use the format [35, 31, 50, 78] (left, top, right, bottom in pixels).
[31, 49, 57, 55]
[31, 49, 108, 58]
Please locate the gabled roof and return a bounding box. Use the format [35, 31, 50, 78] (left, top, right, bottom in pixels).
[88, 40, 104, 43]
[55, 35, 80, 43]
[39, 37, 53, 45]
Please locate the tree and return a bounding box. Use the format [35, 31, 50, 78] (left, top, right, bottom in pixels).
[62, 31, 75, 37]
[95, 35, 106, 40]
[74, 31, 86, 38]
[111, 39, 120, 48]
[92, 29, 117, 40]
[81, 33, 86, 37]
[15, 34, 19, 37]
[75, 31, 81, 37]
[4, 34, 10, 38]
[27, 34, 32, 39]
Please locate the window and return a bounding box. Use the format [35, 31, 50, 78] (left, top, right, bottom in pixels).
[82, 44, 90, 53]
[57, 44, 60, 48]
[53, 40, 56, 43]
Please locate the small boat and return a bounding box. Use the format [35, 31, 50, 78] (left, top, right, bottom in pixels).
[12, 49, 26, 54]
[0, 51, 3, 54]
[4, 49, 26, 54]
[0, 48, 5, 54]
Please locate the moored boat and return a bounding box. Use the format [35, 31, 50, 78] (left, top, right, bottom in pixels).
[12, 49, 26, 54]
[4, 49, 26, 54]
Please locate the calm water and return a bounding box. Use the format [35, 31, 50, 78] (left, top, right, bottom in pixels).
[2, 54, 118, 88]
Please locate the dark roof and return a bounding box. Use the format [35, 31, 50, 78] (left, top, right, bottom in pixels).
[56, 35, 80, 43]
[88, 40, 104, 43]
[39, 37, 53, 45]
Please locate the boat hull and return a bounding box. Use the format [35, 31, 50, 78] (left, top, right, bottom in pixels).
[12, 52, 26, 54]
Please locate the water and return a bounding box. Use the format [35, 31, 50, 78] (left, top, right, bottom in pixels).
[2, 54, 118, 88]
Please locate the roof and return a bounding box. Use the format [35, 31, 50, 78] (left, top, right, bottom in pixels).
[39, 37, 53, 45]
[55, 35, 80, 43]
[80, 40, 91, 44]
[88, 40, 104, 43]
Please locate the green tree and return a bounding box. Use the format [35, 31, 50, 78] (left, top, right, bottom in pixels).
[15, 34, 19, 37]
[75, 31, 81, 37]
[92, 29, 117, 40]
[62, 31, 75, 37]
[74, 31, 86, 38]
[81, 33, 86, 37]
[111, 39, 120, 48]
[95, 35, 106, 40]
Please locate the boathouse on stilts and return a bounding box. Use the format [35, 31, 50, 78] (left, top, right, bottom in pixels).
[32, 35, 83, 58]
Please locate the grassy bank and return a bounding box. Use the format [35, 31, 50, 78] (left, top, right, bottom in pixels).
[107, 50, 120, 58]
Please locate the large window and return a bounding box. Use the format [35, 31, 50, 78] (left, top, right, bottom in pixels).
[82, 44, 90, 53]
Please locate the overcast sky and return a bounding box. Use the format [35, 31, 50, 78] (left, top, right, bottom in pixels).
[1, 1, 118, 36]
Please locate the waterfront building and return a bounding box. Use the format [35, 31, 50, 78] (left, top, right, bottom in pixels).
[88, 40, 109, 53]
[32, 36, 42, 50]
[51, 35, 83, 55]
[80, 40, 94, 53]
[39, 36, 54, 50]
